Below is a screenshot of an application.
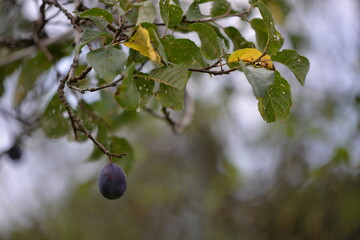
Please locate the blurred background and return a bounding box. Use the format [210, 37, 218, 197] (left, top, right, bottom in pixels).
[0, 0, 360, 239]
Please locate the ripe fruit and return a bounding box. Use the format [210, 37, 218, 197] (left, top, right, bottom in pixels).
[98, 163, 127, 200]
[6, 143, 22, 162]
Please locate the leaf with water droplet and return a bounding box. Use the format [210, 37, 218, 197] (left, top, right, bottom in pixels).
[257, 71, 292, 123]
[158, 84, 184, 110]
[271, 49, 310, 85]
[134, 72, 155, 106]
[86, 46, 127, 82]
[115, 63, 140, 111]
[41, 94, 70, 138]
[149, 64, 189, 90]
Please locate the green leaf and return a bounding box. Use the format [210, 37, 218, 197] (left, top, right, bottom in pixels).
[224, 26, 255, 50]
[254, 0, 275, 36]
[14, 52, 52, 106]
[41, 94, 70, 138]
[115, 63, 140, 111]
[134, 73, 155, 106]
[79, 7, 113, 23]
[159, 0, 182, 28]
[0, 61, 20, 97]
[159, 0, 170, 26]
[90, 90, 119, 117]
[168, 4, 183, 28]
[117, 0, 130, 11]
[211, 25, 230, 49]
[110, 136, 134, 173]
[86, 16, 108, 31]
[271, 49, 310, 85]
[136, 1, 156, 24]
[158, 84, 185, 110]
[243, 65, 275, 98]
[0, 79, 4, 97]
[126, 48, 148, 66]
[147, 27, 168, 64]
[186, 1, 208, 20]
[189, 23, 221, 60]
[257, 71, 292, 123]
[86, 46, 127, 82]
[149, 64, 189, 90]
[162, 37, 207, 67]
[77, 101, 97, 142]
[250, 18, 283, 55]
[80, 29, 113, 48]
[211, 0, 231, 17]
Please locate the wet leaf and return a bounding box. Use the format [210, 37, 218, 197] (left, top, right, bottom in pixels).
[272, 49, 310, 85]
[257, 71, 292, 122]
[162, 37, 206, 67]
[86, 46, 127, 82]
[80, 7, 113, 23]
[149, 64, 188, 90]
[243, 65, 275, 98]
[189, 23, 221, 59]
[158, 84, 184, 110]
[136, 1, 156, 24]
[224, 26, 255, 50]
[41, 94, 70, 138]
[115, 63, 140, 111]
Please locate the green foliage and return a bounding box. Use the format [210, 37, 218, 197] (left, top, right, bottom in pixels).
[243, 65, 275, 98]
[272, 49, 310, 85]
[136, 1, 156, 25]
[224, 26, 255, 50]
[186, 2, 208, 21]
[80, 29, 113, 48]
[257, 71, 292, 122]
[188, 23, 222, 59]
[79, 7, 114, 23]
[211, 0, 231, 17]
[115, 63, 140, 111]
[251, 18, 284, 55]
[149, 64, 189, 90]
[86, 46, 127, 82]
[41, 95, 70, 138]
[158, 84, 185, 110]
[110, 136, 134, 173]
[162, 38, 206, 66]
[0, 0, 310, 162]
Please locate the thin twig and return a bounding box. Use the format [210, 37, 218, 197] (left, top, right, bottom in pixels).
[44, 0, 82, 33]
[57, 32, 126, 159]
[68, 66, 92, 83]
[188, 66, 242, 75]
[68, 76, 123, 94]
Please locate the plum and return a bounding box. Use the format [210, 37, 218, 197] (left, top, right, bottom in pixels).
[98, 163, 127, 199]
[6, 143, 22, 162]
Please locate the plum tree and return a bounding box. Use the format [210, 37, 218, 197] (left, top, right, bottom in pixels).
[98, 163, 127, 200]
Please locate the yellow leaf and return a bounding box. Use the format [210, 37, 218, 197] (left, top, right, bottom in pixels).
[228, 48, 274, 70]
[122, 25, 161, 64]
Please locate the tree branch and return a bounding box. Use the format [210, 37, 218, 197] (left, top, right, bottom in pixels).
[57, 32, 126, 160]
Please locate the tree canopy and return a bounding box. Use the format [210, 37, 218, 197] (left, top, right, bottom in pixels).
[0, 0, 309, 172]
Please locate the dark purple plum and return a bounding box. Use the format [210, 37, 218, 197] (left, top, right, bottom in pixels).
[98, 163, 127, 200]
[6, 144, 22, 162]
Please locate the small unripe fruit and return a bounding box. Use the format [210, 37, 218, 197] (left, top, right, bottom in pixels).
[98, 163, 127, 200]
